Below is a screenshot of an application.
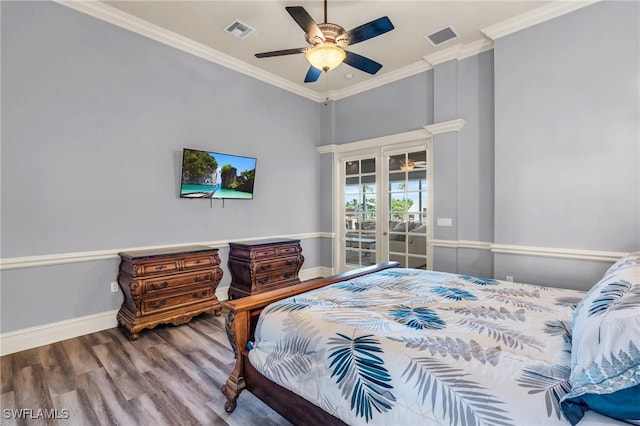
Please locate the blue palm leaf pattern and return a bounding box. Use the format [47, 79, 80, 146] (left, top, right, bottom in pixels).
[327, 333, 396, 422]
[516, 364, 571, 420]
[263, 334, 317, 383]
[442, 305, 526, 322]
[588, 280, 640, 317]
[555, 296, 582, 309]
[431, 286, 478, 301]
[482, 287, 540, 299]
[389, 305, 446, 330]
[388, 336, 501, 366]
[542, 320, 572, 345]
[458, 318, 545, 351]
[571, 341, 640, 391]
[483, 293, 550, 312]
[456, 274, 499, 286]
[402, 357, 514, 426]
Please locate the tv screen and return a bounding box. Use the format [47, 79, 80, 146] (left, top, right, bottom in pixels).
[180, 148, 257, 199]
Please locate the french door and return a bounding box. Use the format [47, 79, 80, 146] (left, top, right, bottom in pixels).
[339, 143, 432, 271]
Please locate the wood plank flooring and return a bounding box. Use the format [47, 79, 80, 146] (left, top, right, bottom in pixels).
[0, 313, 291, 426]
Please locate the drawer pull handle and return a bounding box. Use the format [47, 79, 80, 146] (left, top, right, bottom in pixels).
[285, 260, 297, 266]
[154, 265, 167, 271]
[257, 277, 269, 285]
[259, 264, 272, 271]
[194, 274, 211, 282]
[151, 281, 169, 290]
[148, 299, 167, 309]
[193, 291, 208, 299]
[284, 272, 294, 279]
[194, 260, 201, 264]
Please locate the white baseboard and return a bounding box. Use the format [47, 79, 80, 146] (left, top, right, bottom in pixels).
[0, 310, 119, 356]
[299, 266, 334, 281]
[0, 266, 334, 356]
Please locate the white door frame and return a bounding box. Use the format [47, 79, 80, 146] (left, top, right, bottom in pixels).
[333, 133, 433, 273]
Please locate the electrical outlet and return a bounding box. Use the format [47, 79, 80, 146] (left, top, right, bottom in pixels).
[506, 275, 514, 282]
[110, 282, 119, 293]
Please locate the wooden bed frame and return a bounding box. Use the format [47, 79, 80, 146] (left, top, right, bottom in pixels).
[220, 262, 399, 425]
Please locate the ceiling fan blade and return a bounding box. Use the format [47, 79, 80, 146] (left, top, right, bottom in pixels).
[304, 66, 323, 83]
[342, 16, 394, 46]
[286, 6, 325, 43]
[255, 48, 307, 58]
[344, 51, 382, 75]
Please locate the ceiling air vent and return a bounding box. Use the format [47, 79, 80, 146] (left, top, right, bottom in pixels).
[224, 20, 255, 39]
[425, 26, 459, 47]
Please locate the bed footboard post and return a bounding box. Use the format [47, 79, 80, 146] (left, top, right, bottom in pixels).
[221, 306, 248, 412]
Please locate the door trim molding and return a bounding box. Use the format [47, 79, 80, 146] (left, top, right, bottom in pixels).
[317, 119, 466, 155]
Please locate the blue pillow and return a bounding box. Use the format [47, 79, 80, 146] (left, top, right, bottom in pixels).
[560, 252, 640, 425]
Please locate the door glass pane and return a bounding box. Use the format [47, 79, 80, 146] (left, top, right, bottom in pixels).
[343, 158, 376, 268]
[387, 150, 428, 270]
[345, 161, 359, 176]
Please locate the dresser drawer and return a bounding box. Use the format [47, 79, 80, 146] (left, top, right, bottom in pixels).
[253, 248, 278, 258]
[137, 260, 180, 276]
[143, 270, 215, 294]
[183, 254, 218, 270]
[277, 245, 300, 256]
[255, 268, 299, 287]
[142, 286, 213, 314]
[254, 256, 301, 273]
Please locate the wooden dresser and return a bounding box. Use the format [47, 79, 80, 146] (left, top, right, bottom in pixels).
[117, 245, 223, 340]
[227, 239, 304, 299]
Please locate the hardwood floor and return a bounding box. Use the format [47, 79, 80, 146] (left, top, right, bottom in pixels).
[0, 313, 291, 426]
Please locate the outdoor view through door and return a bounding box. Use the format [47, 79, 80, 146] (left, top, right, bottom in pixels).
[387, 151, 428, 269]
[343, 149, 429, 269]
[344, 158, 377, 267]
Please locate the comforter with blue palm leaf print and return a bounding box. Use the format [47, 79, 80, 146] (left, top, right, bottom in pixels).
[248, 268, 586, 426]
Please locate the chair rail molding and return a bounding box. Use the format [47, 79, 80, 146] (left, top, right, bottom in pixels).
[0, 232, 333, 271]
[490, 244, 626, 263]
[430, 240, 626, 263]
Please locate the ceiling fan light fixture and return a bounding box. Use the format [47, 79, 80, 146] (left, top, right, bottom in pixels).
[305, 43, 346, 72]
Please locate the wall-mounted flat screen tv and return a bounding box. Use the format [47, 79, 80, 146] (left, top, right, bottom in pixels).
[180, 148, 257, 199]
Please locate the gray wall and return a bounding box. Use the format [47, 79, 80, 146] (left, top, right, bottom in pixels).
[493, 0, 640, 286]
[330, 71, 434, 144]
[0, 1, 323, 332]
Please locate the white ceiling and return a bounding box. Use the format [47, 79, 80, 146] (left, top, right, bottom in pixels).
[63, 1, 597, 101]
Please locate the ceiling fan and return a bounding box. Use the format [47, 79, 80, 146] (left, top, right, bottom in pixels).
[255, 0, 394, 83]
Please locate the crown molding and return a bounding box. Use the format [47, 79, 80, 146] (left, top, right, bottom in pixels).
[53, 0, 324, 102]
[55, 0, 596, 103]
[481, 0, 600, 41]
[422, 38, 494, 67]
